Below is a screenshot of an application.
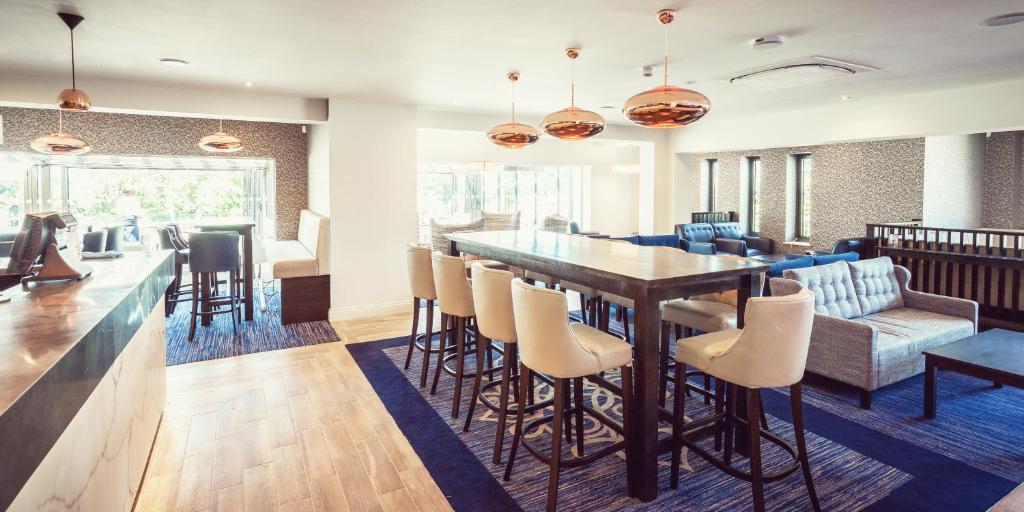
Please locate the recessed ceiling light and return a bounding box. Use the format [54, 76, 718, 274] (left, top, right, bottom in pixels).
[159, 58, 190, 67]
[841, 95, 852, 100]
[980, 12, 1024, 27]
[243, 81, 254, 87]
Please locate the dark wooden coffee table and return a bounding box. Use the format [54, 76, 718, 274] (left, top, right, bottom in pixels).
[922, 328, 1024, 418]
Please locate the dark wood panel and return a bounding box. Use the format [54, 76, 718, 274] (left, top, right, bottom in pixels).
[280, 275, 330, 325]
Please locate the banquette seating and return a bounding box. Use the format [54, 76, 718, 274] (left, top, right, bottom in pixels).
[265, 209, 331, 324]
[675, 222, 774, 257]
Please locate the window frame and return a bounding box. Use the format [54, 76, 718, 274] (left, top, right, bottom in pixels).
[793, 153, 812, 241]
[745, 156, 761, 236]
[704, 158, 718, 212]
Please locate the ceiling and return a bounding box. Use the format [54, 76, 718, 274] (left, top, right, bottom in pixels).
[2, 0, 1024, 124]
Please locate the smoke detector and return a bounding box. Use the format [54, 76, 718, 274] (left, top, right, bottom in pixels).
[752, 35, 783, 50]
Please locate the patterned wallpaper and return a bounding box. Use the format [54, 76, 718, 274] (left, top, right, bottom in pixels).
[691, 138, 925, 252]
[982, 131, 1023, 229]
[0, 106, 309, 239]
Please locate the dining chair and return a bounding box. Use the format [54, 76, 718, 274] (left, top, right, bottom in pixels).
[505, 278, 634, 512]
[186, 231, 242, 341]
[405, 244, 440, 388]
[670, 288, 820, 512]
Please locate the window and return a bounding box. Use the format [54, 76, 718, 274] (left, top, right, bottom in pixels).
[416, 163, 584, 243]
[746, 156, 762, 235]
[793, 154, 812, 240]
[704, 158, 718, 211]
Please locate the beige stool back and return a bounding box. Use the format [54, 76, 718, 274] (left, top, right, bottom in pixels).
[471, 263, 517, 343]
[406, 244, 437, 300]
[431, 252, 475, 317]
[510, 278, 603, 378]
[708, 288, 815, 389]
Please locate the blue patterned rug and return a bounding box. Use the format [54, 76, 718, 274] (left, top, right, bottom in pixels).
[165, 280, 339, 365]
[347, 307, 1021, 511]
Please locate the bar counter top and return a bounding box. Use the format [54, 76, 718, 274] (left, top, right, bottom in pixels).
[0, 250, 173, 509]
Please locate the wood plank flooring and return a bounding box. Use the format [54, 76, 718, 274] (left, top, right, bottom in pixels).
[135, 310, 450, 512]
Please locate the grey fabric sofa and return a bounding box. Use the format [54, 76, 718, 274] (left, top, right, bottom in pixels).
[770, 256, 977, 409]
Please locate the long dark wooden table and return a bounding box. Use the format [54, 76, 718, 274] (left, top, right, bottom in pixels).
[446, 230, 769, 502]
[197, 221, 255, 322]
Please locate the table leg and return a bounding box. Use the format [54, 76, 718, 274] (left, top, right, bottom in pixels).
[924, 356, 937, 419]
[242, 228, 254, 321]
[627, 293, 660, 501]
[732, 273, 760, 457]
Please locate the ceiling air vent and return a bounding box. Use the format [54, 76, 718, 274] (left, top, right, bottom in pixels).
[720, 56, 878, 90]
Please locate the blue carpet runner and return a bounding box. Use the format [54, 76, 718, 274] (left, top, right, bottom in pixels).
[347, 307, 1020, 511]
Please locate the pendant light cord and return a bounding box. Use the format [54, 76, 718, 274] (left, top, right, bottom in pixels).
[570, 57, 576, 108]
[70, 27, 76, 90]
[663, 24, 669, 87]
[511, 79, 517, 125]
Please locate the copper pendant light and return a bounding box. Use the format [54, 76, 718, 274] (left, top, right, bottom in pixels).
[487, 72, 539, 149]
[622, 9, 710, 128]
[30, 109, 91, 155]
[56, 12, 91, 112]
[199, 119, 244, 153]
[541, 48, 605, 140]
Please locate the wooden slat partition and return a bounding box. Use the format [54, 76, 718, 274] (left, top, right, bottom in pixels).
[866, 223, 1024, 326]
[691, 211, 738, 223]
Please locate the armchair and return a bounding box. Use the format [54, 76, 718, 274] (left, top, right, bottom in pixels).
[710, 222, 775, 257]
[812, 237, 870, 258]
[674, 223, 717, 255]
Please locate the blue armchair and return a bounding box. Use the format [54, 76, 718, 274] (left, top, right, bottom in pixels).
[709, 222, 775, 257]
[674, 223, 717, 254]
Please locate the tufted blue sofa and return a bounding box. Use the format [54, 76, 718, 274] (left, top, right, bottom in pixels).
[674, 223, 717, 254]
[770, 257, 977, 409]
[612, 234, 682, 248]
[675, 222, 775, 256]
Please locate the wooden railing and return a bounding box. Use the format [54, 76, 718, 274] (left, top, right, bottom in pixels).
[691, 211, 738, 223]
[866, 223, 1024, 325]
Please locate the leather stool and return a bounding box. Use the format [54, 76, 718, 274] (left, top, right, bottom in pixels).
[505, 278, 634, 512]
[670, 289, 820, 512]
[430, 252, 481, 418]
[404, 244, 442, 388]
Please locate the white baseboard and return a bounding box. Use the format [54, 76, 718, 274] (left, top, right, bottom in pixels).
[329, 301, 410, 322]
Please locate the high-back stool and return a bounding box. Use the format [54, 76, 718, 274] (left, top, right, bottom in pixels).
[405, 244, 441, 388]
[670, 288, 820, 512]
[430, 252, 478, 418]
[157, 226, 191, 317]
[505, 278, 635, 512]
[187, 231, 242, 341]
[463, 263, 519, 462]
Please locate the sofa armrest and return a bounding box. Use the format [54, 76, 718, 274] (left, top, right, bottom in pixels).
[743, 236, 774, 254]
[682, 240, 717, 255]
[713, 238, 748, 256]
[806, 313, 879, 390]
[893, 265, 978, 331]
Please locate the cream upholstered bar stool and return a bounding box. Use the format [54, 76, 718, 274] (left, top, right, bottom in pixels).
[430, 252, 480, 418]
[505, 278, 634, 512]
[404, 244, 442, 388]
[670, 289, 821, 512]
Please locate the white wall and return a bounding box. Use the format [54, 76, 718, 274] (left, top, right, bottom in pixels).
[306, 123, 330, 216]
[923, 134, 986, 228]
[417, 128, 639, 235]
[328, 100, 418, 320]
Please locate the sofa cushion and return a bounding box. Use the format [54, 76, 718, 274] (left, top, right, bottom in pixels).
[849, 257, 904, 315]
[783, 261, 863, 319]
[297, 209, 330, 275]
[678, 223, 715, 244]
[812, 251, 859, 266]
[268, 240, 318, 279]
[858, 307, 975, 388]
[769, 255, 814, 277]
[711, 222, 744, 240]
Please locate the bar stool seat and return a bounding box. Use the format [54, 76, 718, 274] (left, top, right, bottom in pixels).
[673, 329, 740, 369]
[663, 299, 737, 332]
[524, 270, 558, 288]
[567, 323, 632, 369]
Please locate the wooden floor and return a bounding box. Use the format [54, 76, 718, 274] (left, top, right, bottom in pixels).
[135, 310, 450, 512]
[136, 306, 1024, 512]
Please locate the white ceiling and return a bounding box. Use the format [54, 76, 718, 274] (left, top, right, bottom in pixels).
[2, 0, 1024, 124]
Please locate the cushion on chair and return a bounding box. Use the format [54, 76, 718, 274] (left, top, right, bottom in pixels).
[602, 292, 634, 309]
[711, 222, 745, 240]
[813, 251, 859, 266]
[858, 307, 975, 388]
[783, 261, 863, 319]
[663, 299, 737, 332]
[674, 329, 741, 372]
[849, 257, 904, 315]
[769, 255, 814, 277]
[560, 280, 599, 297]
[568, 323, 633, 371]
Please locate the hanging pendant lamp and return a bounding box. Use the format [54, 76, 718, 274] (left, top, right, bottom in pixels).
[541, 48, 605, 140]
[199, 119, 244, 153]
[56, 12, 91, 112]
[622, 9, 710, 128]
[31, 109, 91, 155]
[486, 72, 539, 149]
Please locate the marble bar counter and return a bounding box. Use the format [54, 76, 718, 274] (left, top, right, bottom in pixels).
[0, 251, 173, 511]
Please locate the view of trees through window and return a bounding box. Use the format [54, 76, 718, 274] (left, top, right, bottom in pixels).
[417, 163, 584, 242]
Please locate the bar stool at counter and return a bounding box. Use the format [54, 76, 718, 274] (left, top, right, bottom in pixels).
[670, 288, 821, 512]
[505, 278, 634, 512]
[405, 244, 442, 388]
[430, 251, 479, 418]
[186, 232, 242, 341]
